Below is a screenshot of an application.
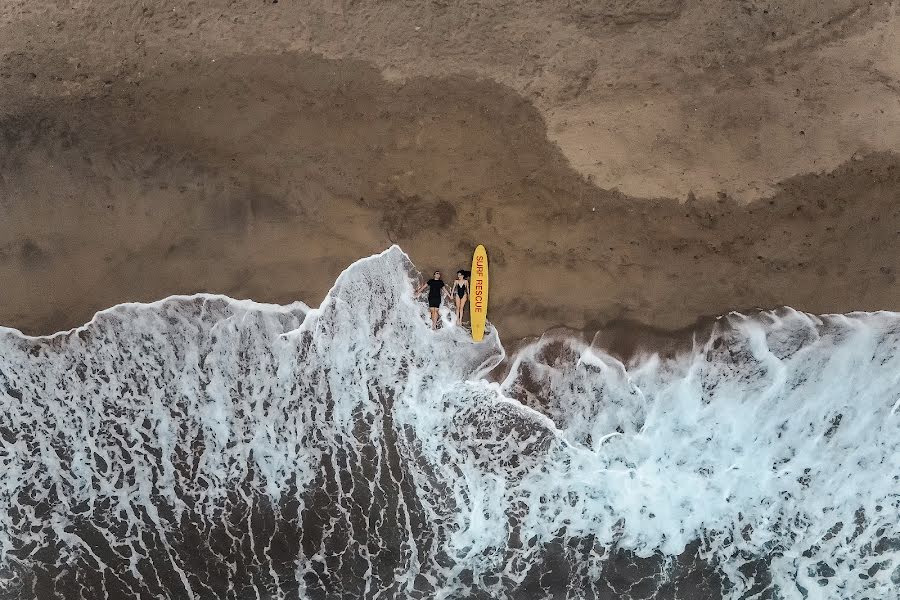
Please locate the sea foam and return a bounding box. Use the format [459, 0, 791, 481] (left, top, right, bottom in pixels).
[0, 246, 897, 599]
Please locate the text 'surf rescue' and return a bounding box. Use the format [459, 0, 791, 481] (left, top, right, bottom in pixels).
[473, 256, 485, 313]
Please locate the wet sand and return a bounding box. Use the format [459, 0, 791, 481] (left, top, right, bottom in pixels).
[1, 1, 899, 344]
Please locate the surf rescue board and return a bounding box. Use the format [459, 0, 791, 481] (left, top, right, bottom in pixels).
[470, 245, 489, 341]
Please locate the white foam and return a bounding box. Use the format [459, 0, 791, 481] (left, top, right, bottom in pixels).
[503, 308, 900, 597]
[0, 246, 897, 599]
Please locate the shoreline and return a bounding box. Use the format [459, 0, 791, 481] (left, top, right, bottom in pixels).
[5, 283, 895, 376]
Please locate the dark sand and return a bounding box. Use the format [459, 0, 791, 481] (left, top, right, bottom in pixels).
[1, 1, 899, 343]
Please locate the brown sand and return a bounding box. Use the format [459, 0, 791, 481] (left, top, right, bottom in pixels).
[1, 1, 898, 342]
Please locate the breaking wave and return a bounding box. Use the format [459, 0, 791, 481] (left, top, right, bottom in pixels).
[0, 246, 898, 599]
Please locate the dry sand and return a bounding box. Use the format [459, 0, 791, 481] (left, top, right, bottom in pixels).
[1, 0, 898, 342]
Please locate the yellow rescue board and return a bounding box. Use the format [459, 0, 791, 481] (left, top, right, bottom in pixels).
[470, 245, 489, 341]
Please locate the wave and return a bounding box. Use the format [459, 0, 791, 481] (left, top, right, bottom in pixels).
[0, 246, 898, 599]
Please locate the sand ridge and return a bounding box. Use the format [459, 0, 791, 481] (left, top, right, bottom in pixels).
[2, 0, 899, 200]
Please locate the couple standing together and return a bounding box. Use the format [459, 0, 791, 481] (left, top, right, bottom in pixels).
[415, 270, 469, 330]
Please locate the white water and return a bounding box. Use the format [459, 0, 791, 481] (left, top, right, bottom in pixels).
[0, 246, 898, 599]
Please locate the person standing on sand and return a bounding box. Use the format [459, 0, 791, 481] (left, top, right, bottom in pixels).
[450, 270, 469, 325]
[416, 271, 452, 330]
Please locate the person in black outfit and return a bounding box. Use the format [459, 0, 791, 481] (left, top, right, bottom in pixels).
[450, 270, 470, 325]
[415, 271, 452, 330]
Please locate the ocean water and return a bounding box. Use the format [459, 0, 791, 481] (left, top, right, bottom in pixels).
[0, 246, 898, 600]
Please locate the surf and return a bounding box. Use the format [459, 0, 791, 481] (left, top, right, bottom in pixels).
[0, 246, 898, 599]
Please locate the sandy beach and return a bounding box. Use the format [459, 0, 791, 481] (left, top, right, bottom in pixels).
[1, 0, 898, 343]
